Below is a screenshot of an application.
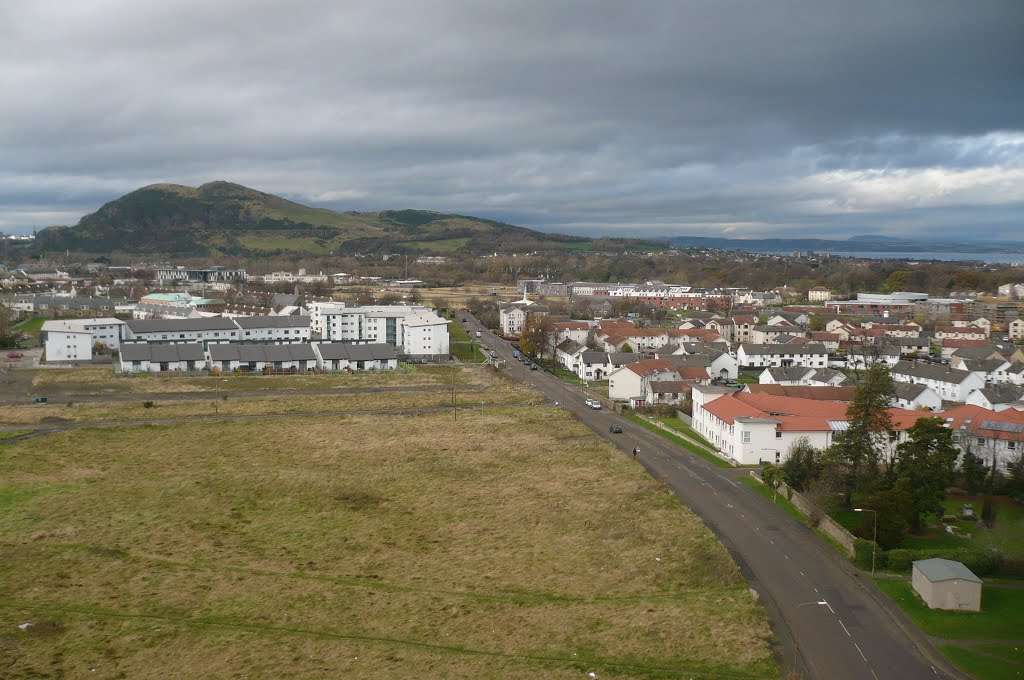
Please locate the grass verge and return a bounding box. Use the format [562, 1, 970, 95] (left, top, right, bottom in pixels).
[624, 413, 732, 468]
[740, 477, 804, 522]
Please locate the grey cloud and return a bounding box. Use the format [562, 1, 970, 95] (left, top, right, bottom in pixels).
[0, 0, 1021, 239]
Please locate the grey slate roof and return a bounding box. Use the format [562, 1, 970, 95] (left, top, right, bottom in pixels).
[234, 315, 310, 329]
[894, 382, 930, 401]
[127, 317, 238, 333]
[913, 558, 981, 584]
[209, 343, 317, 362]
[120, 342, 205, 362]
[951, 346, 1001, 361]
[975, 385, 1024, 405]
[891, 361, 976, 384]
[740, 343, 827, 355]
[315, 343, 397, 361]
[555, 339, 585, 355]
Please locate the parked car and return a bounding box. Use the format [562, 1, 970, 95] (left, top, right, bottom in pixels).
[7, 352, 24, 359]
[609, 424, 623, 433]
[586, 399, 602, 409]
[529, 363, 539, 370]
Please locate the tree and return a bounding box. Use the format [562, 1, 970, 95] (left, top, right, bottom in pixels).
[760, 461, 786, 501]
[1006, 453, 1024, 503]
[780, 438, 821, 492]
[864, 488, 912, 549]
[958, 445, 988, 494]
[827, 362, 896, 503]
[882, 270, 911, 293]
[620, 342, 634, 353]
[519, 315, 553, 359]
[894, 418, 960, 534]
[808, 315, 826, 332]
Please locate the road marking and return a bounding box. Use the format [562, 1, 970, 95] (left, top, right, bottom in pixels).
[839, 620, 851, 637]
[813, 587, 819, 593]
[871, 670, 879, 680]
[853, 642, 867, 662]
[769, 539, 774, 545]
[823, 600, 835, 614]
[799, 570, 804, 576]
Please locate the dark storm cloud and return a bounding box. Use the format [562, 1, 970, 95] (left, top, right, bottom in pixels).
[0, 0, 1021, 239]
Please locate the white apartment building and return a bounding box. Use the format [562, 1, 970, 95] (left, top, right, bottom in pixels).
[736, 343, 828, 369]
[309, 302, 449, 357]
[42, 317, 127, 362]
[1009, 318, 1024, 341]
[234, 316, 311, 344]
[124, 317, 241, 347]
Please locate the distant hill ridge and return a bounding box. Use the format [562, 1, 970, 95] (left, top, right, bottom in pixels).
[34, 181, 593, 256]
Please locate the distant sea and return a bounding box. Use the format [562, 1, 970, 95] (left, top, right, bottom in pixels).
[763, 250, 1024, 265]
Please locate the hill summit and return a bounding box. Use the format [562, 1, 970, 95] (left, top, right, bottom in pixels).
[34, 181, 588, 256]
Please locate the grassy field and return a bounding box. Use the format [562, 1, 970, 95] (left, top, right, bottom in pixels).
[657, 415, 715, 449]
[0, 403, 777, 678]
[2, 383, 539, 426]
[875, 579, 1024, 680]
[23, 365, 483, 396]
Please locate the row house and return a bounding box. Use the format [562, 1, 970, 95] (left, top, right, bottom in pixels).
[42, 317, 127, 362]
[736, 343, 828, 369]
[943, 405, 1024, 473]
[1009, 318, 1024, 341]
[554, 339, 587, 374]
[120, 342, 398, 374]
[758, 366, 849, 387]
[845, 345, 902, 370]
[890, 361, 986, 403]
[750, 325, 798, 345]
[309, 302, 450, 357]
[935, 325, 988, 341]
[732, 315, 758, 343]
[809, 332, 841, 352]
[663, 351, 739, 381]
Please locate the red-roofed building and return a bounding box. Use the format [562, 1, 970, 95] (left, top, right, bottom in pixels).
[608, 358, 682, 406]
[692, 385, 931, 464]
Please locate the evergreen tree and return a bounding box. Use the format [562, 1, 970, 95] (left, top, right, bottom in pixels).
[958, 445, 988, 494]
[894, 418, 960, 534]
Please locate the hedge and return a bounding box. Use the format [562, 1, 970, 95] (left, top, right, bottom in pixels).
[884, 548, 1003, 576]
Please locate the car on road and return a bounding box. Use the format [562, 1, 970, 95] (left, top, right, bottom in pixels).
[585, 399, 602, 409]
[7, 352, 23, 359]
[529, 363, 539, 370]
[608, 424, 622, 433]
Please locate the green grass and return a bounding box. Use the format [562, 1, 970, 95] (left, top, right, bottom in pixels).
[0, 430, 32, 440]
[873, 579, 1024, 639]
[237, 234, 331, 254]
[623, 413, 732, 468]
[401, 237, 472, 252]
[938, 645, 1024, 680]
[740, 477, 805, 522]
[13, 316, 46, 333]
[657, 416, 715, 449]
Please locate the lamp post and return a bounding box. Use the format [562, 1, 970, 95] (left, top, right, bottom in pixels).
[854, 508, 877, 575]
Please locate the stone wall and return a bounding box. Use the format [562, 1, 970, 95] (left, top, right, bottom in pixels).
[749, 472, 856, 558]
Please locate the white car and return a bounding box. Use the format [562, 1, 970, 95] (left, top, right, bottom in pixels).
[586, 399, 602, 410]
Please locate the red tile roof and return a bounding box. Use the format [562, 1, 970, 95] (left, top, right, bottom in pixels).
[625, 358, 678, 377]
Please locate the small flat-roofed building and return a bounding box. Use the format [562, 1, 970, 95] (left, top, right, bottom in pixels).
[912, 558, 982, 611]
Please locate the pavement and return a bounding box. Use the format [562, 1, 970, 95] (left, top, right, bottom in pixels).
[463, 313, 960, 680]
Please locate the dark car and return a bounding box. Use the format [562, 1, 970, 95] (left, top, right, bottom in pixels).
[609, 424, 623, 433]
[529, 363, 539, 370]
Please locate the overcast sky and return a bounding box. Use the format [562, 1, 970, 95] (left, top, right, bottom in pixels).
[2, 0, 1022, 241]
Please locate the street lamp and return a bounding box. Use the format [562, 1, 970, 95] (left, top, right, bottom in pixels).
[854, 508, 878, 575]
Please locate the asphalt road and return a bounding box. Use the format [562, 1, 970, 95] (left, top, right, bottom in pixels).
[463, 314, 956, 680]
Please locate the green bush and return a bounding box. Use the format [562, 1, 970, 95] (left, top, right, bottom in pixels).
[884, 548, 1003, 576]
[854, 538, 880, 571]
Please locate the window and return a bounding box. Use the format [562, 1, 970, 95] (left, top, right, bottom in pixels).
[775, 431, 783, 438]
[742, 431, 751, 444]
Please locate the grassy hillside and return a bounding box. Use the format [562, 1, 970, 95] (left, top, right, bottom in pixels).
[32, 181, 596, 256]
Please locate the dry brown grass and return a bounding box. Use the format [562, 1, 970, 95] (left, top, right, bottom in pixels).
[3, 378, 537, 426]
[27, 364, 482, 396]
[0, 407, 776, 678]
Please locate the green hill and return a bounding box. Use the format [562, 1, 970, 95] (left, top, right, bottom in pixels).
[33, 181, 594, 256]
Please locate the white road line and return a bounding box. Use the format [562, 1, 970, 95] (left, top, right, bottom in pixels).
[839, 620, 851, 637]
[784, 554, 790, 560]
[823, 600, 835, 614]
[871, 670, 879, 680]
[799, 571, 805, 576]
[769, 539, 774, 544]
[813, 587, 819, 593]
[853, 642, 868, 662]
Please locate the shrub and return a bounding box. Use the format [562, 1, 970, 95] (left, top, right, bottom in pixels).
[142, 401, 155, 409]
[884, 548, 1002, 576]
[853, 538, 879, 571]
